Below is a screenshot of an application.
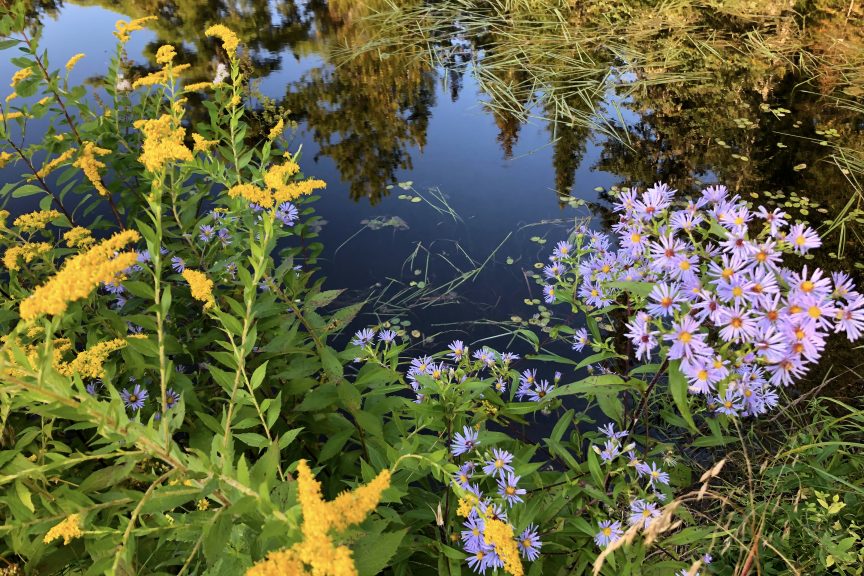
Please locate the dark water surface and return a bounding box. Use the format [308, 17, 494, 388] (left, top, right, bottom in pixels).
[4, 1, 864, 395]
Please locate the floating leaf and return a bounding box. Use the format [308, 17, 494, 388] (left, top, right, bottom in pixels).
[793, 163, 807, 171]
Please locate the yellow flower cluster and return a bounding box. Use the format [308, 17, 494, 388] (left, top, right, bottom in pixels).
[13, 210, 61, 232]
[2, 111, 25, 121]
[184, 81, 213, 92]
[245, 460, 391, 576]
[155, 45, 176, 65]
[267, 118, 285, 141]
[5, 92, 16, 103]
[73, 142, 111, 196]
[19, 230, 140, 321]
[483, 519, 524, 576]
[43, 514, 83, 545]
[181, 269, 215, 310]
[65, 53, 85, 72]
[0, 151, 14, 168]
[63, 227, 95, 249]
[134, 115, 192, 172]
[36, 148, 76, 179]
[114, 16, 157, 43]
[457, 495, 478, 518]
[0, 209, 8, 228]
[4, 242, 52, 271]
[55, 338, 127, 379]
[192, 133, 219, 153]
[205, 25, 240, 59]
[228, 160, 325, 210]
[10, 68, 33, 88]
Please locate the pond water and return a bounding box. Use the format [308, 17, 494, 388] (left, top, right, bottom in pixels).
[4, 0, 864, 396]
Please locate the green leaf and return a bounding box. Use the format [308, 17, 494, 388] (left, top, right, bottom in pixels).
[354, 529, 407, 576]
[669, 359, 698, 432]
[11, 184, 45, 198]
[606, 281, 655, 298]
[320, 345, 343, 379]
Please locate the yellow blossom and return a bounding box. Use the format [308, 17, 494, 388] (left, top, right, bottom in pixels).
[229, 93, 241, 107]
[132, 70, 168, 89]
[4, 242, 52, 271]
[183, 81, 213, 92]
[38, 96, 52, 106]
[134, 115, 192, 172]
[181, 269, 215, 310]
[36, 148, 76, 179]
[245, 460, 390, 576]
[483, 519, 524, 576]
[196, 499, 209, 511]
[0, 151, 14, 168]
[55, 338, 127, 379]
[267, 118, 285, 141]
[205, 25, 240, 58]
[43, 514, 83, 545]
[457, 496, 477, 518]
[10, 68, 32, 88]
[5, 92, 17, 103]
[155, 45, 176, 65]
[19, 230, 140, 321]
[114, 16, 158, 43]
[2, 111, 25, 121]
[13, 210, 61, 232]
[63, 227, 95, 249]
[65, 53, 85, 72]
[192, 133, 219, 153]
[73, 142, 111, 196]
[272, 177, 327, 204]
[0, 209, 8, 227]
[227, 183, 273, 209]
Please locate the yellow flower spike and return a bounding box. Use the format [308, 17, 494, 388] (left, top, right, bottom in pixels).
[227, 183, 273, 209]
[155, 45, 176, 65]
[63, 227, 95, 249]
[267, 118, 285, 141]
[114, 16, 158, 43]
[272, 178, 327, 205]
[192, 133, 219, 153]
[483, 519, 524, 576]
[3, 242, 52, 271]
[55, 338, 127, 379]
[204, 24, 240, 59]
[245, 460, 390, 576]
[13, 209, 61, 232]
[181, 269, 215, 310]
[10, 68, 33, 88]
[73, 142, 111, 196]
[5, 92, 17, 103]
[0, 209, 8, 227]
[184, 81, 213, 92]
[134, 115, 192, 172]
[36, 148, 76, 179]
[43, 513, 83, 545]
[132, 70, 168, 89]
[65, 53, 85, 72]
[19, 230, 140, 321]
[2, 111, 25, 121]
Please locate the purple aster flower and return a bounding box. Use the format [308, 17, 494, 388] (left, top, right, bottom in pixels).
[639, 461, 670, 486]
[766, 355, 809, 387]
[594, 519, 623, 548]
[473, 348, 495, 368]
[714, 389, 744, 416]
[454, 462, 475, 488]
[599, 440, 620, 462]
[500, 352, 519, 364]
[85, 381, 101, 396]
[629, 498, 660, 529]
[276, 202, 299, 226]
[351, 328, 376, 346]
[121, 383, 148, 411]
[526, 379, 554, 402]
[199, 224, 215, 243]
[165, 388, 181, 410]
[572, 328, 589, 351]
[517, 524, 542, 560]
[552, 240, 573, 259]
[216, 227, 231, 246]
[832, 271, 859, 300]
[378, 329, 397, 343]
[646, 282, 685, 317]
[664, 316, 711, 360]
[493, 378, 507, 394]
[497, 472, 526, 506]
[171, 256, 186, 273]
[452, 426, 479, 456]
[598, 422, 628, 440]
[542, 284, 556, 304]
[448, 340, 466, 360]
[717, 304, 757, 343]
[461, 514, 484, 546]
[409, 355, 434, 376]
[482, 448, 514, 478]
[835, 295, 864, 341]
[787, 223, 821, 254]
[625, 317, 659, 361]
[756, 206, 788, 236]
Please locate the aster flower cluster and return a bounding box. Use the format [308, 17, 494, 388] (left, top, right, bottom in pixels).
[541, 182, 863, 418]
[590, 423, 673, 549]
[451, 437, 541, 574]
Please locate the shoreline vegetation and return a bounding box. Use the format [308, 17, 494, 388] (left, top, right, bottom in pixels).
[0, 2, 862, 575]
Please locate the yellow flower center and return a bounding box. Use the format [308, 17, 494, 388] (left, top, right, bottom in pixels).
[679, 260, 690, 270]
[808, 306, 821, 319]
[697, 369, 709, 381]
[731, 317, 743, 328]
[678, 331, 692, 343]
[722, 268, 734, 280]
[732, 286, 743, 297]
[801, 280, 814, 293]
[631, 233, 641, 243]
